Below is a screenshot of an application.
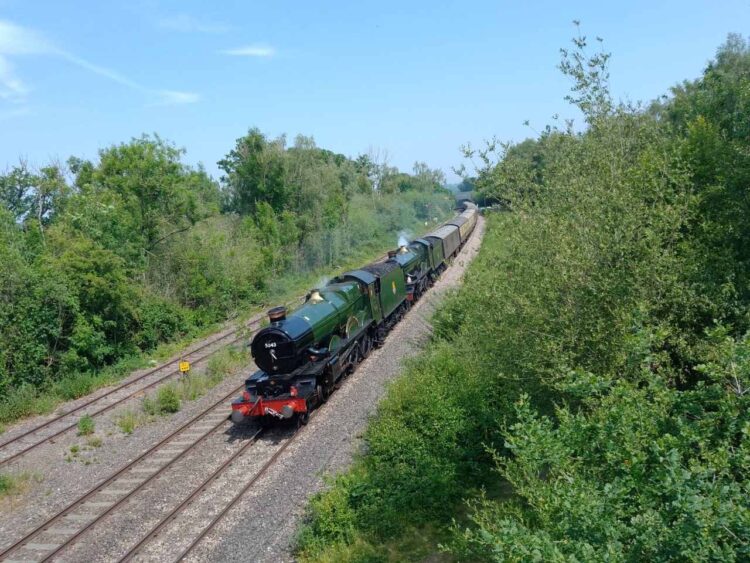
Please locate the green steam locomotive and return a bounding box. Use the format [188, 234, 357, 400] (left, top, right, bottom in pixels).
[231, 202, 477, 425]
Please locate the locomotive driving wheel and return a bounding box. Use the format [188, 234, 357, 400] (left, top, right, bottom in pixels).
[317, 382, 330, 404]
[347, 342, 362, 375]
[360, 334, 372, 359]
[298, 410, 310, 426]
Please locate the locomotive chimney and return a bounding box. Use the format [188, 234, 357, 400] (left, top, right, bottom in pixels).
[387, 250, 397, 259]
[268, 306, 287, 322]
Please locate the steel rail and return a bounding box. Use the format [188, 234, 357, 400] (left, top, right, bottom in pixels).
[0, 293, 308, 467]
[0, 384, 244, 562]
[172, 237, 477, 562]
[0, 235, 466, 561]
[36, 404, 252, 563]
[118, 426, 265, 562]
[174, 424, 302, 562]
[0, 255, 383, 468]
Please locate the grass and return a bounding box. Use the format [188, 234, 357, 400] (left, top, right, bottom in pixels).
[0, 355, 145, 428]
[205, 347, 250, 385]
[297, 524, 449, 563]
[86, 435, 103, 448]
[77, 414, 95, 436]
[120, 346, 250, 435]
[116, 409, 149, 435]
[64, 435, 103, 464]
[0, 471, 40, 502]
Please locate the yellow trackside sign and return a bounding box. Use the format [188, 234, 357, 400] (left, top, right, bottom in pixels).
[179, 361, 190, 373]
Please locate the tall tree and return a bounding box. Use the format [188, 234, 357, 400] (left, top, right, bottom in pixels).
[219, 128, 288, 215]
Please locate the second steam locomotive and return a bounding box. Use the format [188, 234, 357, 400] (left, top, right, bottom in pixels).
[231, 202, 478, 425]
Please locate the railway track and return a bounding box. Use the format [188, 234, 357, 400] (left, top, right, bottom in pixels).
[118, 423, 296, 562]
[0, 296, 304, 469]
[115, 243, 479, 561]
[0, 381, 309, 563]
[0, 384, 246, 562]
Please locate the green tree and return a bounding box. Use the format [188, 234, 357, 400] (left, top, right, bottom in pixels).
[88, 135, 216, 260]
[219, 128, 288, 215]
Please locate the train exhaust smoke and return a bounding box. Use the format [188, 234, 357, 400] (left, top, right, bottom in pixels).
[397, 230, 412, 248]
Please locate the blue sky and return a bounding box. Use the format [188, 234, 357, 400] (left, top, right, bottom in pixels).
[0, 0, 748, 182]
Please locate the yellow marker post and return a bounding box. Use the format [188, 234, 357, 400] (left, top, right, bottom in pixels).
[179, 361, 190, 374]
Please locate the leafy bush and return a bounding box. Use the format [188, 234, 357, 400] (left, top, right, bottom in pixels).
[76, 415, 95, 436]
[0, 385, 56, 424]
[156, 384, 181, 414]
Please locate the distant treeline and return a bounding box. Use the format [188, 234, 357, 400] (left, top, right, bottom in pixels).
[297, 32, 750, 561]
[0, 130, 452, 398]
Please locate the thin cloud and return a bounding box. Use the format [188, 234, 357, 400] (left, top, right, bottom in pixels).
[61, 52, 143, 91]
[155, 90, 201, 105]
[0, 19, 200, 107]
[0, 55, 29, 102]
[0, 19, 51, 54]
[220, 45, 276, 57]
[158, 13, 229, 34]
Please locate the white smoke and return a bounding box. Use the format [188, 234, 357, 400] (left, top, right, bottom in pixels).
[316, 276, 330, 289]
[397, 230, 412, 248]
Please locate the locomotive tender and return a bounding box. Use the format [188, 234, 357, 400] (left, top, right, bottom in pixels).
[231, 202, 477, 425]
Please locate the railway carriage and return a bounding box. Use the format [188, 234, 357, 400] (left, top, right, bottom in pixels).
[447, 215, 471, 243]
[425, 224, 461, 260]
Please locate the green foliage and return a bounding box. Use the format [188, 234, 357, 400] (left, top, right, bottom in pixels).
[156, 384, 181, 414]
[206, 347, 250, 384]
[0, 130, 449, 426]
[143, 383, 180, 416]
[116, 409, 145, 435]
[297, 31, 750, 562]
[0, 385, 57, 424]
[219, 128, 288, 215]
[0, 473, 12, 494]
[76, 415, 95, 436]
[0, 471, 37, 499]
[86, 435, 102, 448]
